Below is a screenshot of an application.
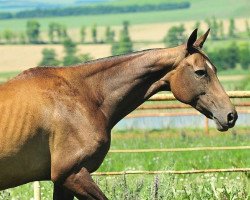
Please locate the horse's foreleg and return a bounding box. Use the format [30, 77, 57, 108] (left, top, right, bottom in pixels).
[53, 183, 74, 200]
[62, 167, 108, 200]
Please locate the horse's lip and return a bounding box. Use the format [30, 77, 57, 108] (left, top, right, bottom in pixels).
[203, 109, 213, 119]
[213, 116, 229, 132]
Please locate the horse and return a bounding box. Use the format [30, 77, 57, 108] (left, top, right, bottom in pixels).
[0, 29, 237, 199]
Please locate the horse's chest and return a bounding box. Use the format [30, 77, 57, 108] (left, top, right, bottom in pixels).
[84, 136, 111, 172]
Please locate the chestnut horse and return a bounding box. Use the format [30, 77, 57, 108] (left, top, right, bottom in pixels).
[0, 29, 237, 199]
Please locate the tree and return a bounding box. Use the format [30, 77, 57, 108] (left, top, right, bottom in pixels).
[193, 21, 203, 36]
[48, 23, 68, 44]
[39, 48, 60, 66]
[228, 18, 236, 38]
[3, 29, 15, 44]
[218, 21, 225, 39]
[26, 20, 40, 44]
[211, 17, 219, 40]
[18, 32, 27, 44]
[80, 26, 86, 44]
[48, 22, 57, 43]
[58, 25, 68, 42]
[226, 42, 239, 68]
[163, 24, 186, 47]
[91, 24, 97, 43]
[239, 43, 250, 69]
[62, 38, 81, 66]
[111, 21, 133, 55]
[79, 53, 93, 63]
[246, 20, 250, 38]
[105, 26, 115, 43]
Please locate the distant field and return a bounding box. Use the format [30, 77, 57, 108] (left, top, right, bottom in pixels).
[0, 44, 111, 72]
[0, 37, 249, 73]
[0, 0, 249, 31]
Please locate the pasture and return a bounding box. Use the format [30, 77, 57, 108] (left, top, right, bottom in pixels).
[0, 0, 249, 199]
[1, 129, 250, 199]
[0, 0, 249, 31]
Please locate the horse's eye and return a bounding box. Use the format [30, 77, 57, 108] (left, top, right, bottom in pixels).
[195, 70, 207, 77]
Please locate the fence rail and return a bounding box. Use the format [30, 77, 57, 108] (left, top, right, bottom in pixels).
[109, 146, 250, 153]
[138, 102, 250, 110]
[92, 168, 250, 176]
[149, 91, 250, 101]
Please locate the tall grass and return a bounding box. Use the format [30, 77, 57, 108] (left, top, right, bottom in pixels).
[1, 128, 250, 199]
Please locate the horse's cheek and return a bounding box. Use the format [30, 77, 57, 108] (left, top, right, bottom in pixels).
[170, 71, 194, 103]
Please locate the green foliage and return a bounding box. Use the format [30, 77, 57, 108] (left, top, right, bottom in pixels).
[218, 20, 225, 39]
[26, 20, 40, 44]
[112, 21, 133, 55]
[62, 38, 92, 65]
[80, 26, 86, 43]
[228, 18, 237, 38]
[39, 40, 93, 67]
[193, 21, 202, 33]
[246, 20, 250, 37]
[63, 55, 81, 66]
[2, 29, 15, 44]
[0, 2, 190, 19]
[105, 26, 115, 43]
[62, 38, 81, 66]
[239, 43, 250, 69]
[91, 24, 97, 43]
[239, 74, 250, 90]
[18, 32, 27, 44]
[163, 24, 186, 47]
[208, 42, 246, 70]
[39, 48, 60, 66]
[48, 22, 68, 44]
[0, 0, 249, 31]
[79, 53, 93, 63]
[224, 42, 240, 69]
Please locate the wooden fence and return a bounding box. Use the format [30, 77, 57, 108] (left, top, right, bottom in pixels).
[31, 91, 250, 200]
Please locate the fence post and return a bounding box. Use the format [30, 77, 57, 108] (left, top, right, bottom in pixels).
[205, 117, 209, 135]
[34, 181, 41, 200]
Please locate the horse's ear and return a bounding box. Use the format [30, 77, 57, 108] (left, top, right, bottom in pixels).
[194, 28, 210, 49]
[187, 28, 198, 50]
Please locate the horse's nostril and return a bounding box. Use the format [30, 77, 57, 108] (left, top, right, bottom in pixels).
[227, 112, 235, 125]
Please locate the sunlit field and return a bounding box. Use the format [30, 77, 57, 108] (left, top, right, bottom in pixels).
[1, 128, 250, 199]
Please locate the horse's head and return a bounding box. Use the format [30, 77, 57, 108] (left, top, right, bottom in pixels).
[170, 29, 237, 131]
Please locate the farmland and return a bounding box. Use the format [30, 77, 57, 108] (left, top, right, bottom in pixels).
[1, 128, 250, 199]
[0, 0, 249, 31]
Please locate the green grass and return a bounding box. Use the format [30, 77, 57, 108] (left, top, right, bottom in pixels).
[0, 71, 20, 79]
[206, 39, 250, 51]
[1, 128, 250, 199]
[0, 0, 249, 31]
[100, 128, 250, 171]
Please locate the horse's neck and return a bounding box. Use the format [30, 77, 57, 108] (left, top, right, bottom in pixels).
[72, 47, 182, 129]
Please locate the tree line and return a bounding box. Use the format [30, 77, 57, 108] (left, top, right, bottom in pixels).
[0, 20, 121, 45]
[164, 18, 250, 47]
[0, 2, 190, 19]
[39, 21, 133, 66]
[1, 17, 249, 70]
[163, 18, 250, 70]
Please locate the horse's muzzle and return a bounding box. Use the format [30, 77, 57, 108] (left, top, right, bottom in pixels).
[213, 109, 238, 132]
